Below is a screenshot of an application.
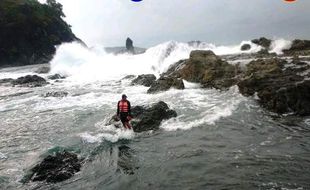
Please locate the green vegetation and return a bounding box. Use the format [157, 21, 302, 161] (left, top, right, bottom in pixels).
[0, 0, 78, 67]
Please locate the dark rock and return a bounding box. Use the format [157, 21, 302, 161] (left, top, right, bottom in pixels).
[26, 151, 81, 183]
[147, 77, 184, 93]
[109, 101, 177, 132]
[251, 37, 272, 49]
[283, 39, 310, 56]
[122, 75, 136, 80]
[126, 37, 134, 53]
[35, 66, 51, 74]
[117, 145, 138, 175]
[43, 91, 68, 98]
[237, 58, 310, 116]
[47, 74, 66, 80]
[241, 44, 251, 51]
[131, 101, 177, 132]
[131, 74, 156, 87]
[161, 50, 238, 90]
[12, 75, 47, 87]
[0, 78, 14, 85]
[289, 39, 310, 51]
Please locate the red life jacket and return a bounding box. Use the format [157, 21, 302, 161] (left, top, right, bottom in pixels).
[119, 100, 129, 113]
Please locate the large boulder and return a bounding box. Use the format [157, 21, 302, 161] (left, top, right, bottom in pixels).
[109, 101, 177, 132]
[24, 151, 82, 183]
[238, 58, 310, 115]
[12, 75, 48, 87]
[131, 101, 177, 132]
[251, 37, 272, 49]
[162, 50, 238, 90]
[147, 77, 184, 93]
[131, 74, 156, 87]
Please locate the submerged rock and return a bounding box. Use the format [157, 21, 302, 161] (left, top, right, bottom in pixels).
[24, 151, 81, 183]
[237, 58, 310, 116]
[147, 77, 184, 93]
[12, 75, 47, 87]
[109, 101, 177, 132]
[43, 91, 68, 98]
[131, 74, 156, 87]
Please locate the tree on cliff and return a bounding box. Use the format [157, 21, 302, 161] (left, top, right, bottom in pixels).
[0, 0, 80, 67]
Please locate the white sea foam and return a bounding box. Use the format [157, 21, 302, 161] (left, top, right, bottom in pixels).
[49, 40, 268, 84]
[79, 127, 135, 143]
[269, 39, 292, 55]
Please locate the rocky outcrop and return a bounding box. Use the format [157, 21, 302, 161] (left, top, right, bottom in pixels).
[147, 77, 184, 93]
[161, 50, 238, 90]
[288, 40, 310, 51]
[0, 0, 81, 67]
[283, 39, 310, 56]
[237, 58, 310, 116]
[251, 37, 272, 49]
[126, 37, 134, 53]
[12, 75, 48, 87]
[109, 101, 177, 132]
[131, 101, 177, 132]
[241, 44, 251, 51]
[131, 74, 156, 87]
[43, 91, 68, 98]
[24, 151, 82, 183]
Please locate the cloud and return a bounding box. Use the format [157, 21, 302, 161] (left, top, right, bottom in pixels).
[42, 0, 310, 47]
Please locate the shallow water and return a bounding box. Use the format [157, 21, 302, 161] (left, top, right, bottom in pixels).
[1, 60, 310, 190]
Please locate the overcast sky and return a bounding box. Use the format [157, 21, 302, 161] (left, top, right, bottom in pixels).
[40, 0, 310, 47]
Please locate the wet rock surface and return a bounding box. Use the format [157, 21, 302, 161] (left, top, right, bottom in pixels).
[12, 75, 48, 87]
[109, 101, 177, 132]
[131, 74, 156, 87]
[47, 74, 66, 80]
[24, 151, 82, 183]
[147, 76, 184, 93]
[43, 91, 69, 98]
[237, 58, 310, 116]
[161, 50, 239, 90]
[251, 37, 272, 49]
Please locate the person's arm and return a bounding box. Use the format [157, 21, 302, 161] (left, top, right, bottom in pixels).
[128, 100, 131, 116]
[117, 101, 120, 116]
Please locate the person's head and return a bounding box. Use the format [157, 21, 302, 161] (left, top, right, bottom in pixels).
[122, 94, 127, 100]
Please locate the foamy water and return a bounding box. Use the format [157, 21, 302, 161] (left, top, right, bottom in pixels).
[1, 39, 309, 190]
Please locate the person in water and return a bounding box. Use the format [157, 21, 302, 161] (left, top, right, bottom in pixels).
[117, 94, 132, 129]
